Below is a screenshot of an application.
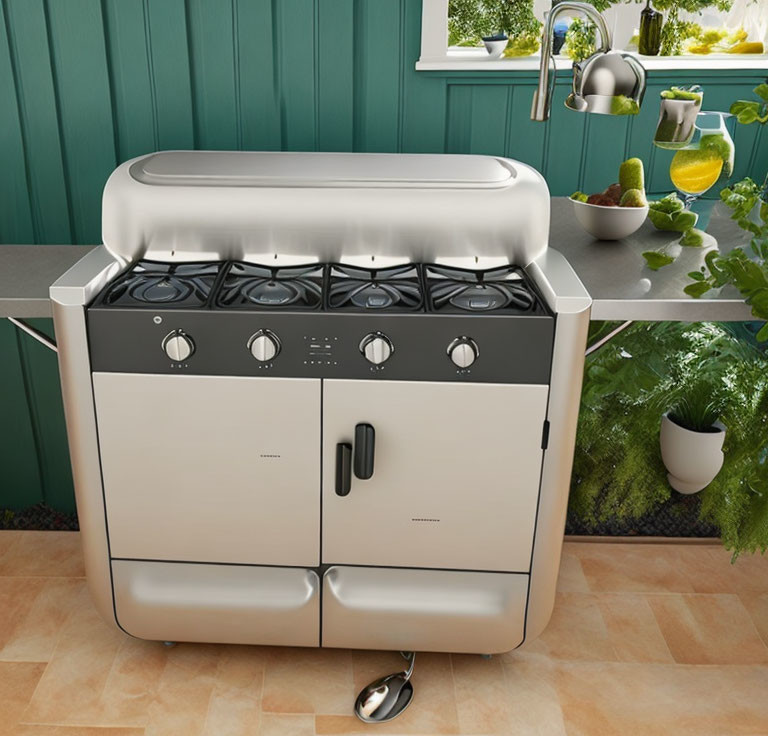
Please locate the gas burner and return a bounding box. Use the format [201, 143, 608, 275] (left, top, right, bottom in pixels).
[425, 265, 545, 314]
[97, 261, 221, 308]
[216, 262, 323, 310]
[327, 264, 423, 312]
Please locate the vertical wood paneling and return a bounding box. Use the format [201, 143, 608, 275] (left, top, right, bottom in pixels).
[4, 0, 72, 244]
[318, 0, 354, 151]
[187, 0, 239, 149]
[276, 0, 317, 151]
[1, 0, 768, 513]
[353, 0, 401, 152]
[235, 0, 280, 150]
[145, 0, 195, 149]
[45, 0, 117, 245]
[102, 0, 157, 160]
[0, 3, 34, 244]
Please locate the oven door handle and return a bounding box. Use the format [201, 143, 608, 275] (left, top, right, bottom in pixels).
[353, 423, 375, 480]
[335, 443, 352, 496]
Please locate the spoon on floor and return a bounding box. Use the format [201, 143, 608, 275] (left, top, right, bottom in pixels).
[354, 651, 415, 723]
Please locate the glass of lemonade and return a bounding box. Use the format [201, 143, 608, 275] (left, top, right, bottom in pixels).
[668, 112, 735, 207]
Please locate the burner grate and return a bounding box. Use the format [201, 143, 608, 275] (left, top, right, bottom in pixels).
[327, 264, 424, 312]
[97, 261, 222, 308]
[216, 262, 324, 310]
[425, 265, 545, 315]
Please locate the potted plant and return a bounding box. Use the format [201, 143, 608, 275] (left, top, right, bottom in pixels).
[660, 383, 726, 493]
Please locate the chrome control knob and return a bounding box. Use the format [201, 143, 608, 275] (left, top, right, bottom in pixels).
[359, 332, 393, 365]
[248, 329, 281, 362]
[447, 336, 478, 369]
[162, 330, 194, 361]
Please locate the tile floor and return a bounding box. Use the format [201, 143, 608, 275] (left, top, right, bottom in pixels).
[0, 531, 767, 735]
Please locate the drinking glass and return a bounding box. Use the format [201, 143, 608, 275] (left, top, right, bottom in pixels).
[667, 111, 735, 208]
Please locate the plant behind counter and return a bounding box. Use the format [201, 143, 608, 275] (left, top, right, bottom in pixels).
[570, 321, 768, 559]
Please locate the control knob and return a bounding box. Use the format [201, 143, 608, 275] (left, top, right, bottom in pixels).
[359, 332, 393, 365]
[248, 329, 281, 362]
[162, 330, 195, 361]
[447, 336, 478, 369]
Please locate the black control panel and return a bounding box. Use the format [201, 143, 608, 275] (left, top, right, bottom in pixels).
[87, 308, 555, 384]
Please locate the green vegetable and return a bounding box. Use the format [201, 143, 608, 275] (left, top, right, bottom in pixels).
[680, 227, 705, 247]
[643, 250, 675, 270]
[570, 191, 589, 203]
[730, 83, 768, 126]
[563, 18, 596, 62]
[648, 194, 698, 232]
[699, 133, 734, 176]
[619, 188, 647, 207]
[619, 158, 645, 194]
[610, 95, 640, 116]
[660, 86, 703, 103]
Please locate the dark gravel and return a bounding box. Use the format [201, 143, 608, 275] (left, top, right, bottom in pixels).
[565, 493, 719, 537]
[0, 503, 79, 531]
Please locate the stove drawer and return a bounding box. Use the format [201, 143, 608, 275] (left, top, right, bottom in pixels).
[112, 560, 319, 646]
[322, 566, 528, 653]
[93, 373, 320, 566]
[322, 380, 548, 572]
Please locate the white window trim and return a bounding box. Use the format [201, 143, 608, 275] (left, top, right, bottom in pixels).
[416, 0, 768, 72]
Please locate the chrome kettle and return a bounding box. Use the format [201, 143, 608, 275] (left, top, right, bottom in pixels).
[532, 2, 647, 121]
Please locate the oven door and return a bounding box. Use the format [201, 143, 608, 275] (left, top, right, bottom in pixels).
[93, 373, 321, 566]
[322, 380, 548, 572]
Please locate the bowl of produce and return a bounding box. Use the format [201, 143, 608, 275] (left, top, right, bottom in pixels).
[570, 158, 649, 240]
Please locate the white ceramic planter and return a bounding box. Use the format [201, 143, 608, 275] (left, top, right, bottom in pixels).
[659, 413, 726, 494]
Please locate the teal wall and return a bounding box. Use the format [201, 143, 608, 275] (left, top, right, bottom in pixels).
[1, 0, 767, 512]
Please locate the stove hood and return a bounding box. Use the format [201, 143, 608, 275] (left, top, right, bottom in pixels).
[102, 151, 550, 267]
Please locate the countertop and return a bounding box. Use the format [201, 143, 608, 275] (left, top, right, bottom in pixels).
[0, 199, 757, 322]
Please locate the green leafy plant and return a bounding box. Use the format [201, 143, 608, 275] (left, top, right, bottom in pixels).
[730, 82, 768, 125]
[563, 18, 597, 61]
[448, 0, 541, 49]
[667, 380, 724, 431]
[651, 0, 733, 55]
[571, 321, 768, 558]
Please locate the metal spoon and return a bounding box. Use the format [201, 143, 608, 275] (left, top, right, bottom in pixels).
[354, 651, 415, 723]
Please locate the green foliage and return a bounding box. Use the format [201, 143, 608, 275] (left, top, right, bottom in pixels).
[652, 0, 732, 55]
[448, 0, 541, 46]
[571, 322, 768, 558]
[730, 83, 768, 125]
[668, 381, 723, 431]
[563, 18, 597, 61]
[642, 250, 675, 270]
[685, 177, 768, 341]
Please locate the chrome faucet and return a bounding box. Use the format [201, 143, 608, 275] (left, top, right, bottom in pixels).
[531, 1, 646, 122]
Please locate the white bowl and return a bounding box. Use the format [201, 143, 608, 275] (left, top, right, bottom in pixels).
[483, 39, 508, 59]
[571, 198, 649, 241]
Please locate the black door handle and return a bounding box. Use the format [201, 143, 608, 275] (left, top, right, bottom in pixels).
[335, 443, 352, 496]
[354, 423, 375, 480]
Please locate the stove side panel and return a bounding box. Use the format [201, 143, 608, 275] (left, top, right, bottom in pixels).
[50, 247, 125, 633]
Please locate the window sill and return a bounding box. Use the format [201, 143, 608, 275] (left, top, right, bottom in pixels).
[416, 50, 768, 73]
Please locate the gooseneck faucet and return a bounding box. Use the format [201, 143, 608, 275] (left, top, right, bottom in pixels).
[531, 1, 612, 122]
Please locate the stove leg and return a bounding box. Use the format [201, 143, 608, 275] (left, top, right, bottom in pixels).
[162, 641, 176, 647]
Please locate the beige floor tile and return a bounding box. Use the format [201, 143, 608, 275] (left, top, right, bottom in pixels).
[0, 578, 48, 654]
[1, 578, 85, 662]
[554, 661, 768, 736]
[702, 548, 768, 594]
[573, 543, 695, 594]
[452, 654, 514, 734]
[0, 532, 84, 578]
[0, 661, 47, 730]
[13, 728, 144, 736]
[261, 647, 352, 715]
[596, 594, 674, 664]
[0, 531, 23, 559]
[740, 592, 768, 648]
[200, 645, 265, 736]
[316, 651, 459, 735]
[260, 714, 314, 736]
[143, 644, 222, 736]
[526, 593, 617, 662]
[555, 547, 589, 593]
[648, 593, 768, 665]
[21, 587, 130, 726]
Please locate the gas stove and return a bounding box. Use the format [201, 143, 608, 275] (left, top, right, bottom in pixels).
[52, 152, 591, 675]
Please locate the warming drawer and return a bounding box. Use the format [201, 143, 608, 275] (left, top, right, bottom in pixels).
[112, 560, 319, 646]
[322, 566, 529, 654]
